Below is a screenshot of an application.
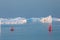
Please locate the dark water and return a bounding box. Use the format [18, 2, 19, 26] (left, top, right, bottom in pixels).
[1, 23, 60, 40]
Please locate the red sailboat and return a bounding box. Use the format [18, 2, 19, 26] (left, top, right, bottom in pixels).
[10, 26, 14, 32]
[48, 24, 52, 32]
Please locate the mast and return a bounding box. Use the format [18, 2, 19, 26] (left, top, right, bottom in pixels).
[0, 20, 1, 33]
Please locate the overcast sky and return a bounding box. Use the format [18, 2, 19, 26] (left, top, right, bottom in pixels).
[0, 0, 60, 18]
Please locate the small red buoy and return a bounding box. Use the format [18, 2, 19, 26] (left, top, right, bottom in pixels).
[10, 27, 14, 31]
[48, 24, 52, 32]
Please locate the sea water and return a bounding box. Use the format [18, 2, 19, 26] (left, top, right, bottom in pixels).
[1, 22, 60, 40]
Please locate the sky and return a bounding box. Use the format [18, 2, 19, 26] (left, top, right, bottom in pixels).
[0, 0, 60, 18]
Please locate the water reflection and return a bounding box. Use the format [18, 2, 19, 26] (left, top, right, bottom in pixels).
[48, 32, 53, 40]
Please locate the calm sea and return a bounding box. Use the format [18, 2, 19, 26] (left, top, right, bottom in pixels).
[1, 22, 60, 40]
